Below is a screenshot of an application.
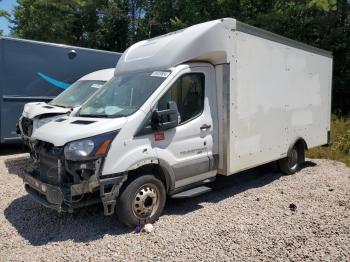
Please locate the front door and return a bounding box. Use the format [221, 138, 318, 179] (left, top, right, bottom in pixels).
[153, 65, 216, 188]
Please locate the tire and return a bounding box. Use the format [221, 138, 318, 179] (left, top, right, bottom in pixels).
[278, 143, 305, 175]
[117, 174, 166, 228]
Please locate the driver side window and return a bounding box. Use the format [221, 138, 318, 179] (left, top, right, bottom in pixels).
[158, 73, 205, 124]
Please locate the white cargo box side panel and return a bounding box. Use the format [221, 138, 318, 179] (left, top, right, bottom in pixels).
[228, 30, 332, 174]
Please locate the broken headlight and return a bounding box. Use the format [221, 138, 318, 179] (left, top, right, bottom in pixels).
[64, 130, 118, 161]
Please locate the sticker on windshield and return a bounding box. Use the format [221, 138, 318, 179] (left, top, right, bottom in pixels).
[91, 84, 103, 88]
[151, 71, 170, 78]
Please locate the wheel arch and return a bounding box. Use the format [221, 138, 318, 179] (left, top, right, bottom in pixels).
[126, 160, 175, 193]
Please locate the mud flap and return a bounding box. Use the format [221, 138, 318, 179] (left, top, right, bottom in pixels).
[99, 175, 128, 216]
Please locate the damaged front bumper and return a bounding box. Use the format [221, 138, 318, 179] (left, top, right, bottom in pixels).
[23, 171, 66, 212]
[22, 140, 127, 215]
[23, 170, 127, 214]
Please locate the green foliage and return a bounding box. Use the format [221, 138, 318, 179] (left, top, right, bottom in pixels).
[0, 0, 10, 36]
[0, 9, 9, 19]
[6, 0, 350, 115]
[307, 116, 350, 167]
[332, 118, 350, 155]
[309, 0, 337, 11]
[10, 0, 129, 51]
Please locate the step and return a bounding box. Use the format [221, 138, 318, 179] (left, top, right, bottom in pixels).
[171, 186, 212, 199]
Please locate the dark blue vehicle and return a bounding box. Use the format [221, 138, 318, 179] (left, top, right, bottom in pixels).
[0, 37, 121, 143]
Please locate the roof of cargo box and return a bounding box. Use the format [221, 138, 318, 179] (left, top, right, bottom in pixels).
[115, 18, 235, 74]
[115, 18, 332, 75]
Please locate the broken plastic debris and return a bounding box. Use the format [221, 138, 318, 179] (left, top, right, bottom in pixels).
[135, 223, 153, 233]
[289, 203, 297, 211]
[144, 223, 154, 233]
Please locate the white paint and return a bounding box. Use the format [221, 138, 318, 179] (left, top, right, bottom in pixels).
[291, 110, 313, 126]
[115, 19, 234, 75]
[228, 31, 332, 174]
[234, 135, 261, 156]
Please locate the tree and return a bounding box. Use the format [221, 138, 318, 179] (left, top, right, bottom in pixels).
[0, 0, 10, 36]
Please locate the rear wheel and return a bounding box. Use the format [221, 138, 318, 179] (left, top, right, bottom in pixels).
[278, 143, 305, 175]
[117, 174, 166, 227]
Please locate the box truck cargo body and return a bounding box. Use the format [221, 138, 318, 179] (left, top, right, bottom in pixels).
[217, 23, 332, 175]
[0, 37, 121, 143]
[21, 18, 332, 227]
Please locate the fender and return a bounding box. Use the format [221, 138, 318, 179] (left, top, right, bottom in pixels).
[126, 157, 176, 192]
[127, 157, 159, 171]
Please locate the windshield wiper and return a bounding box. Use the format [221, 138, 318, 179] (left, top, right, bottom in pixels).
[50, 103, 73, 109]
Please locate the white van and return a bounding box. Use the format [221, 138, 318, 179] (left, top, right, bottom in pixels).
[18, 68, 114, 146]
[21, 18, 332, 227]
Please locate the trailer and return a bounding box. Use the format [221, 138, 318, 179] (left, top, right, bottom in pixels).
[0, 37, 121, 143]
[21, 18, 332, 227]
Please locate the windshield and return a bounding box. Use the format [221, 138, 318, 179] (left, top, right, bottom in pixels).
[78, 71, 169, 118]
[50, 80, 106, 108]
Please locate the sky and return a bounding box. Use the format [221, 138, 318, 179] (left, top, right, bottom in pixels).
[0, 0, 17, 36]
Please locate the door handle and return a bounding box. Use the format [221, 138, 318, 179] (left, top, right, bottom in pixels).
[200, 124, 211, 130]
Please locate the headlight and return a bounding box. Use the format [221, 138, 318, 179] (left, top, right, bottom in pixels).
[64, 139, 95, 160]
[64, 131, 118, 161]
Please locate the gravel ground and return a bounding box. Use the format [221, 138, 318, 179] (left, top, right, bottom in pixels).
[0, 150, 349, 261]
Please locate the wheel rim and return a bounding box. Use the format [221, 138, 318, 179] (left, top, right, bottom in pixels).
[288, 148, 298, 170]
[132, 183, 160, 220]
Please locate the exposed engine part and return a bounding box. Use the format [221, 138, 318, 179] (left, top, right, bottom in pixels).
[24, 140, 127, 214]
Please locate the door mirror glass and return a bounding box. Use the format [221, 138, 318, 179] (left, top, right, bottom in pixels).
[151, 101, 179, 131]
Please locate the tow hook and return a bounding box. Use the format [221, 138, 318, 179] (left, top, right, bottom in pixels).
[100, 175, 127, 215]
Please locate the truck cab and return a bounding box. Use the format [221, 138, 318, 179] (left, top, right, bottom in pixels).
[25, 63, 218, 226]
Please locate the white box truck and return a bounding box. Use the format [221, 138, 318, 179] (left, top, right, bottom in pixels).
[21, 18, 332, 227]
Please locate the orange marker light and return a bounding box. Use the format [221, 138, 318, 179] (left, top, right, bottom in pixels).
[96, 139, 111, 156]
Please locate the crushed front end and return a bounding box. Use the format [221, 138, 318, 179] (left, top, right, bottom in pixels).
[22, 131, 127, 215]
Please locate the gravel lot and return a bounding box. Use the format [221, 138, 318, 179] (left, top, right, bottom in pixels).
[0, 149, 349, 261]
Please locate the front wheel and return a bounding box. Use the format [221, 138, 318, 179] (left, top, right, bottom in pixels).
[117, 174, 166, 227]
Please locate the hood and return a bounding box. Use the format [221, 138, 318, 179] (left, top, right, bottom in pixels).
[31, 116, 127, 146]
[22, 102, 71, 119]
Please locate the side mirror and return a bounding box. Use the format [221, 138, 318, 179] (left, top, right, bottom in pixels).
[151, 101, 179, 131]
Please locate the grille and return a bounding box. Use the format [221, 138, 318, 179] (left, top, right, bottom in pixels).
[37, 141, 64, 185]
[21, 117, 33, 136]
